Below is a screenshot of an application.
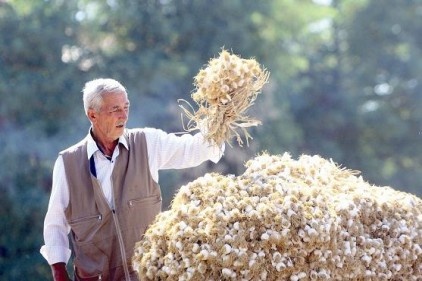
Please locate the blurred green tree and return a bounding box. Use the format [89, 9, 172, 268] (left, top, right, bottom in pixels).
[0, 0, 85, 136]
[0, 0, 84, 279]
[345, 0, 422, 194]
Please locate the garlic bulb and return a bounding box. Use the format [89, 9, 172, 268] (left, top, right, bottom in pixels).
[133, 153, 422, 280]
[179, 49, 270, 147]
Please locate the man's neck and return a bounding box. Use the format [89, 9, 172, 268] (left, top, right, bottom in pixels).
[90, 129, 118, 157]
[97, 141, 117, 157]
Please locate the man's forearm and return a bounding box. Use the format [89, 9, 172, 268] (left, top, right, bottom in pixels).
[51, 262, 70, 281]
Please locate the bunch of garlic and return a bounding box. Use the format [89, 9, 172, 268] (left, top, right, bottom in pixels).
[133, 153, 422, 281]
[180, 49, 269, 147]
[192, 49, 266, 105]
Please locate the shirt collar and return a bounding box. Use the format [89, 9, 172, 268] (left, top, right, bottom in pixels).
[86, 128, 129, 159]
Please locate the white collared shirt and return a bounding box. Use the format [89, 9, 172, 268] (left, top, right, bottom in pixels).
[40, 127, 224, 265]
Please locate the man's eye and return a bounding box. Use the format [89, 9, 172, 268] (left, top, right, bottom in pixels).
[108, 106, 129, 114]
[109, 108, 121, 114]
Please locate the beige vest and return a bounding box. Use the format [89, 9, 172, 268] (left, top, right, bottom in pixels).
[61, 130, 161, 281]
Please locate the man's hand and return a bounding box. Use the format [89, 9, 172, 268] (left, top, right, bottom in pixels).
[51, 262, 70, 281]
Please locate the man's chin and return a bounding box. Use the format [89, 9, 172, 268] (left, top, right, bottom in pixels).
[114, 127, 126, 138]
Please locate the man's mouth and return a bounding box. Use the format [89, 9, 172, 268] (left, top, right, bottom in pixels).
[116, 124, 125, 128]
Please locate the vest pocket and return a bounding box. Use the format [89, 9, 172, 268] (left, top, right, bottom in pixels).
[69, 214, 103, 243]
[128, 195, 161, 207]
[126, 195, 162, 238]
[70, 214, 102, 224]
[74, 270, 103, 281]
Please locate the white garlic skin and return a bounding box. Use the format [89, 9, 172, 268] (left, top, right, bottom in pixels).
[133, 153, 422, 281]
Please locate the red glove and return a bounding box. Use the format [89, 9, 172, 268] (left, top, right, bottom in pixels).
[51, 262, 70, 281]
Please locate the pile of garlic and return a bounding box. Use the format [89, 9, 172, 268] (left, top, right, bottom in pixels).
[180, 49, 269, 147]
[132, 153, 422, 280]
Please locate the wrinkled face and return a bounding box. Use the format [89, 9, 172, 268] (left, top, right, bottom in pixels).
[88, 92, 130, 142]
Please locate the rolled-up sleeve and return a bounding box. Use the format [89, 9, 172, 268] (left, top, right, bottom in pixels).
[143, 128, 224, 182]
[40, 156, 72, 265]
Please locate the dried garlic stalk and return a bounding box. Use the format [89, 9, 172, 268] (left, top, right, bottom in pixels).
[133, 153, 422, 281]
[180, 49, 269, 147]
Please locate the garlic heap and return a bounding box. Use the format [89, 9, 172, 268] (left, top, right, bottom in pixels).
[132, 153, 422, 281]
[180, 49, 269, 147]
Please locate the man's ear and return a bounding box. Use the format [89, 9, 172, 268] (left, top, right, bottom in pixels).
[87, 109, 97, 123]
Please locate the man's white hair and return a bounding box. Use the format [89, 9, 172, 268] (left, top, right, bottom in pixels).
[82, 78, 127, 115]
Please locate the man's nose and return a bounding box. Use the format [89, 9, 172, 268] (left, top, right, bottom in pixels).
[119, 110, 128, 120]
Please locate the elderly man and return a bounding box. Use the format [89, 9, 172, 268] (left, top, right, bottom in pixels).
[40, 78, 224, 281]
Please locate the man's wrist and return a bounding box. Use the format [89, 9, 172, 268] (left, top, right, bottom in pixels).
[51, 262, 70, 281]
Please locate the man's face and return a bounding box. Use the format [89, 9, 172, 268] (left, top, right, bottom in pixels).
[89, 92, 130, 142]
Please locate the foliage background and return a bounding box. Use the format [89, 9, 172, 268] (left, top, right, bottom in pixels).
[1, 0, 421, 279]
